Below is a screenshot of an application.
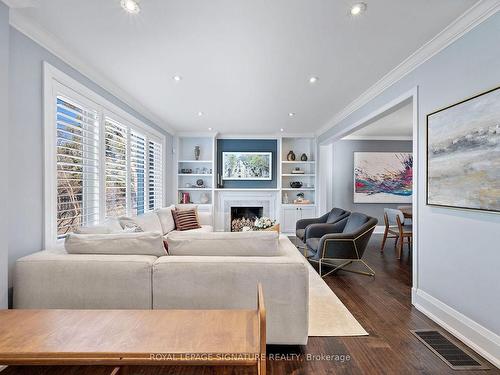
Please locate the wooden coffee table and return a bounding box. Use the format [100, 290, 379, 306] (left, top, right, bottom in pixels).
[0, 285, 266, 374]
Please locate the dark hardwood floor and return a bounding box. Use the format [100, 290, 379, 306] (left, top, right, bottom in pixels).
[2, 235, 498, 375]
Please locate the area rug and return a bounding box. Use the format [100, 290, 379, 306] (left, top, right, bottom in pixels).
[308, 263, 368, 336]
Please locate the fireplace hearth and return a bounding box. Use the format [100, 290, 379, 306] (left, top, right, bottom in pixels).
[230, 206, 263, 232]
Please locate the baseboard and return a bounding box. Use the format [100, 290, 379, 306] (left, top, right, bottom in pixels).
[412, 288, 500, 369]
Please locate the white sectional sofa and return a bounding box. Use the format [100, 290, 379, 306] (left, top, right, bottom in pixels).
[13, 206, 309, 345]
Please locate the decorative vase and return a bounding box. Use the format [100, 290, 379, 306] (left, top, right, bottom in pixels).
[194, 145, 201, 160]
[196, 179, 204, 186]
[300, 153, 308, 161]
[200, 193, 209, 204]
[283, 193, 289, 204]
[287, 151, 296, 161]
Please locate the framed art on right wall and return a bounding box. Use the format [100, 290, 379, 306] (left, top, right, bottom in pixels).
[427, 85, 500, 213]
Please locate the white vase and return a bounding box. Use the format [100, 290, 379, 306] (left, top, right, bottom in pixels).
[200, 193, 209, 204]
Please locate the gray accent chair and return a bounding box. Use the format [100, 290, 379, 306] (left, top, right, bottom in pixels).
[305, 212, 378, 277]
[295, 208, 350, 252]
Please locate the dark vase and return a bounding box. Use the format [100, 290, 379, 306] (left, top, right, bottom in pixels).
[300, 153, 308, 161]
[287, 151, 296, 161]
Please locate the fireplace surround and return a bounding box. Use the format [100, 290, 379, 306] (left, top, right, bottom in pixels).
[230, 206, 264, 231]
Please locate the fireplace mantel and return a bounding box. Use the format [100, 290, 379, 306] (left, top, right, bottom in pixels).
[215, 190, 279, 231]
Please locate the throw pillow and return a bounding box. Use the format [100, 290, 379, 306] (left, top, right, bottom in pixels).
[119, 211, 163, 233]
[156, 205, 176, 234]
[172, 208, 201, 231]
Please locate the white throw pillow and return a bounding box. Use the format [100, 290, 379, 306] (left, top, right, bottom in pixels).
[119, 211, 163, 233]
[74, 218, 124, 234]
[166, 231, 280, 256]
[65, 232, 166, 256]
[156, 205, 176, 234]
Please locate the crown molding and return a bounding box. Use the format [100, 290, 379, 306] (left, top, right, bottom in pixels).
[316, 0, 500, 137]
[341, 135, 413, 141]
[8, 11, 176, 135]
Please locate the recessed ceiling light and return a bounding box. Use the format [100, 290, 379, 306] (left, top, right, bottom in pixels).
[309, 76, 319, 84]
[208, 127, 213, 131]
[280, 128, 284, 132]
[198, 112, 204, 116]
[120, 0, 141, 14]
[173, 75, 182, 81]
[350, 2, 367, 16]
[288, 112, 296, 117]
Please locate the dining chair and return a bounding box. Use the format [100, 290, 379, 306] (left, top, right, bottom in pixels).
[396, 214, 412, 259]
[380, 208, 400, 253]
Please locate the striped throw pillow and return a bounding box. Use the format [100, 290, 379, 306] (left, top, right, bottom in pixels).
[172, 208, 201, 231]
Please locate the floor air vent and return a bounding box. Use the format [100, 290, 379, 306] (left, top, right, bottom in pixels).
[411, 330, 489, 371]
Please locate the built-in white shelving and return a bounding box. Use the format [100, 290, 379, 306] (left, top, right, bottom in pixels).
[173, 134, 318, 233]
[175, 136, 216, 207]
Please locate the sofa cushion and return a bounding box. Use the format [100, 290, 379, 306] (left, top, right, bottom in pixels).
[171, 208, 201, 231]
[166, 231, 279, 256]
[14, 250, 156, 309]
[74, 218, 124, 234]
[119, 211, 163, 233]
[65, 232, 166, 256]
[156, 205, 176, 234]
[166, 225, 213, 237]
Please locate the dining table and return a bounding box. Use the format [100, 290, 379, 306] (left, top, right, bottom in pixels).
[398, 206, 413, 219]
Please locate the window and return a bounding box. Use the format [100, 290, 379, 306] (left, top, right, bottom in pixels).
[44, 63, 165, 247]
[130, 130, 146, 215]
[56, 96, 100, 238]
[148, 139, 163, 211]
[104, 118, 128, 217]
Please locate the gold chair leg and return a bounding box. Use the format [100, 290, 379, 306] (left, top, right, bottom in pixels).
[320, 259, 375, 277]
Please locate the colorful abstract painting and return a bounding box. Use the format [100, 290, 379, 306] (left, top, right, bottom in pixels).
[427, 86, 500, 212]
[354, 152, 413, 203]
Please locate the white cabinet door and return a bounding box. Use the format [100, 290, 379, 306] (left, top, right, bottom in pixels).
[298, 206, 316, 220]
[281, 207, 298, 233]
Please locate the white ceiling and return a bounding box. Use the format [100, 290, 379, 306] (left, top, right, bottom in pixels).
[343, 100, 413, 140]
[10, 0, 478, 134]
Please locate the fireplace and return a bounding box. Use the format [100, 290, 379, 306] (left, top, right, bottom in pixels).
[230, 206, 263, 232]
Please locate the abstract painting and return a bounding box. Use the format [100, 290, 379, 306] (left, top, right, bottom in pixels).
[427, 86, 500, 213]
[354, 152, 413, 203]
[222, 152, 272, 180]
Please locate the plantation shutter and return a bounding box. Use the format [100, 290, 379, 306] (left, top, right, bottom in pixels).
[105, 118, 128, 217]
[130, 130, 147, 216]
[148, 139, 163, 210]
[56, 96, 100, 238]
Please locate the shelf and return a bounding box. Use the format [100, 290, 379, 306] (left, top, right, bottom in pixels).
[178, 160, 213, 163]
[177, 203, 213, 207]
[282, 188, 315, 191]
[281, 174, 315, 177]
[214, 188, 280, 192]
[281, 161, 315, 164]
[177, 188, 212, 191]
[178, 174, 213, 177]
[281, 204, 316, 207]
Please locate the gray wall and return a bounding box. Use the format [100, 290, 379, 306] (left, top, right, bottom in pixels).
[7, 28, 174, 286]
[0, 2, 9, 308]
[319, 13, 500, 345]
[332, 140, 412, 223]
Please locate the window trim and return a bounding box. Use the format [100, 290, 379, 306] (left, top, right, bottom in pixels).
[43, 62, 166, 248]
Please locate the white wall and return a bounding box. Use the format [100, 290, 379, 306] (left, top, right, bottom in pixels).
[0, 2, 9, 308]
[319, 12, 500, 365]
